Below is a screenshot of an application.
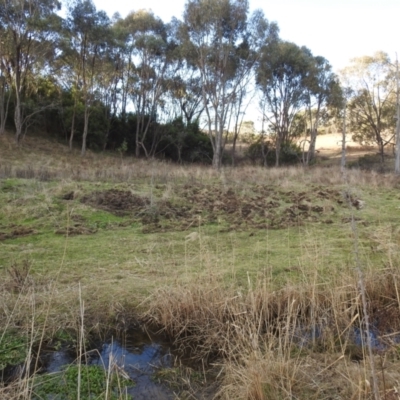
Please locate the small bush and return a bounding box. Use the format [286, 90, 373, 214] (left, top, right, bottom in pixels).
[246, 139, 302, 166]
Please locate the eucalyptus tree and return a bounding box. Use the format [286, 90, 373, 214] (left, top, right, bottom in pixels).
[0, 76, 9, 135]
[340, 52, 396, 163]
[110, 13, 134, 122]
[163, 18, 204, 125]
[229, 79, 253, 166]
[117, 10, 174, 158]
[0, 37, 11, 135]
[180, 0, 278, 169]
[256, 41, 312, 166]
[0, 0, 62, 142]
[96, 21, 127, 150]
[64, 0, 110, 156]
[169, 72, 204, 125]
[303, 56, 341, 164]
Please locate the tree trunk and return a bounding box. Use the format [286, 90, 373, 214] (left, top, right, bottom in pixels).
[81, 103, 89, 156]
[140, 111, 154, 158]
[231, 134, 237, 167]
[213, 124, 223, 170]
[135, 114, 142, 158]
[378, 137, 384, 164]
[307, 128, 317, 164]
[212, 145, 222, 169]
[395, 56, 400, 174]
[261, 137, 268, 167]
[14, 90, 23, 143]
[0, 79, 10, 135]
[69, 100, 77, 150]
[275, 135, 281, 167]
[341, 104, 347, 172]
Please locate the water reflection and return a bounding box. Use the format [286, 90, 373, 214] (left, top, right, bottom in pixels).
[43, 331, 175, 399]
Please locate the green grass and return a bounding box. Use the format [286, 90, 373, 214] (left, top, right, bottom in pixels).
[32, 365, 131, 400]
[3, 133, 400, 399]
[0, 330, 28, 371]
[1, 177, 399, 291]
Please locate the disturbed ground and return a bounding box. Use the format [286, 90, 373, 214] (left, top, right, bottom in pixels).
[78, 184, 359, 234]
[0, 179, 366, 242]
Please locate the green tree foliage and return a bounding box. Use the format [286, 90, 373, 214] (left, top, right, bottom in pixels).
[116, 10, 175, 158]
[169, 73, 204, 125]
[0, 35, 11, 135]
[257, 41, 313, 166]
[257, 41, 341, 166]
[0, 0, 352, 169]
[180, 0, 278, 169]
[340, 52, 396, 163]
[246, 137, 302, 166]
[159, 117, 213, 163]
[0, 0, 62, 142]
[64, 0, 111, 155]
[303, 56, 342, 164]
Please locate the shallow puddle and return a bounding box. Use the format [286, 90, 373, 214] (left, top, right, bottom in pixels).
[293, 324, 400, 351]
[42, 330, 177, 399]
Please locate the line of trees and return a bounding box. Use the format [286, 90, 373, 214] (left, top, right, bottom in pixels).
[0, 0, 398, 168]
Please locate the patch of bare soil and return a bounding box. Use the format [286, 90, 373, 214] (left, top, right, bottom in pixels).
[54, 226, 97, 236]
[0, 226, 35, 241]
[81, 189, 189, 233]
[82, 185, 353, 234]
[81, 189, 150, 216]
[177, 184, 349, 232]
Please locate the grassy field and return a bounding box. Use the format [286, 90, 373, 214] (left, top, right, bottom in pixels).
[2, 132, 400, 399]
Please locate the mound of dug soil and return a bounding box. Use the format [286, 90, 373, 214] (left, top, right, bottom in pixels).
[0, 226, 35, 241]
[81, 190, 150, 216]
[178, 184, 347, 231]
[81, 185, 353, 234]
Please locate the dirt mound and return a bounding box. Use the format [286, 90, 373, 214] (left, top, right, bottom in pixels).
[178, 184, 346, 232]
[81, 190, 149, 216]
[81, 189, 190, 232]
[0, 226, 35, 241]
[55, 226, 97, 236]
[81, 185, 350, 234]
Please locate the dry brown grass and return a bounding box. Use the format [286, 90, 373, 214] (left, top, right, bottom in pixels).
[145, 268, 400, 399]
[2, 131, 399, 194]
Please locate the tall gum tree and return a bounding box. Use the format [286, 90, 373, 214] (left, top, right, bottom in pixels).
[64, 0, 110, 156]
[180, 0, 278, 169]
[0, 23, 10, 135]
[165, 19, 205, 130]
[117, 10, 173, 158]
[256, 41, 312, 166]
[340, 52, 396, 164]
[0, 0, 61, 142]
[303, 56, 341, 164]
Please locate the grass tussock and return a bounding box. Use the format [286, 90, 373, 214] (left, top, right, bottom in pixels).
[147, 269, 400, 399]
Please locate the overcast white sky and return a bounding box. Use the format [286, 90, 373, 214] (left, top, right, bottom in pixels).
[87, 0, 399, 72]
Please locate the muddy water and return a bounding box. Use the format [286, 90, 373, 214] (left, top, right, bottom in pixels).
[43, 331, 176, 399]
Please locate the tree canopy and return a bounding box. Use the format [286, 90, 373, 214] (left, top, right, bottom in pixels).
[1, 0, 397, 169]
